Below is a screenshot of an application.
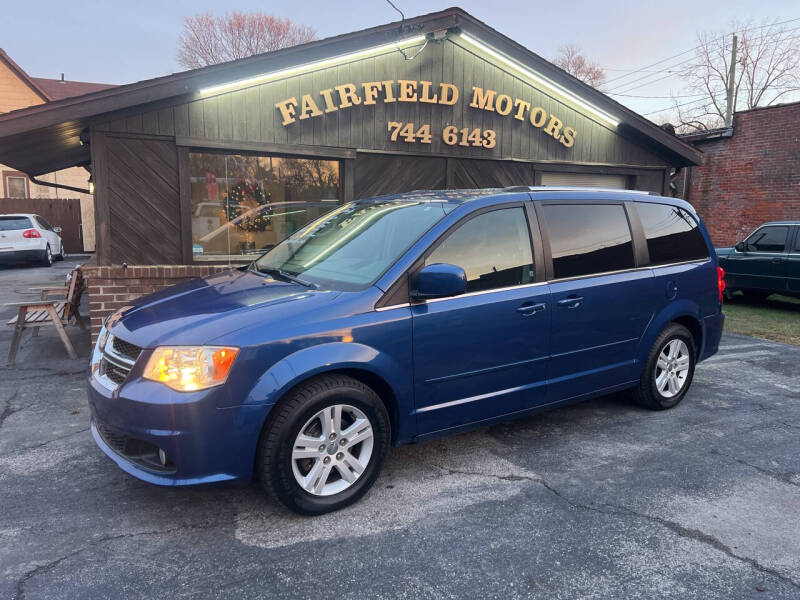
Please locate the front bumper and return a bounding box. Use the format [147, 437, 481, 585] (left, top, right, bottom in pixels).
[87, 370, 271, 486]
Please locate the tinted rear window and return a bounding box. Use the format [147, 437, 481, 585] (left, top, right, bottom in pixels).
[635, 203, 709, 265]
[0, 217, 32, 231]
[542, 204, 635, 279]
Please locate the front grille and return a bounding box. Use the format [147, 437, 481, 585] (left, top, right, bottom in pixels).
[95, 334, 140, 390]
[96, 422, 128, 454]
[95, 422, 176, 473]
[111, 337, 142, 362]
[100, 358, 130, 385]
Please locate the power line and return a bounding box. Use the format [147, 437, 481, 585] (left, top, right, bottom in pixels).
[603, 16, 800, 87]
[640, 86, 800, 116]
[607, 29, 800, 95]
[608, 27, 800, 94]
[642, 97, 712, 116]
[609, 70, 686, 95]
[610, 85, 800, 99]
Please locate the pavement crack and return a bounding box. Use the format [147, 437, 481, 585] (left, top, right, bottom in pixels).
[435, 465, 800, 591]
[12, 518, 239, 600]
[436, 466, 542, 483]
[0, 369, 85, 381]
[610, 505, 800, 591]
[0, 391, 21, 432]
[711, 449, 800, 489]
[0, 426, 90, 458]
[532, 477, 800, 591]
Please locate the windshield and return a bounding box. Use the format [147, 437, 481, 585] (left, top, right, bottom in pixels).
[253, 200, 454, 290]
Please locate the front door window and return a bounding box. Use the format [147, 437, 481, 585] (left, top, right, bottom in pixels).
[425, 207, 534, 292]
[744, 226, 789, 253]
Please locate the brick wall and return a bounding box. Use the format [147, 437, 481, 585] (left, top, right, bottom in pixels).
[680, 102, 800, 246]
[80, 264, 230, 342]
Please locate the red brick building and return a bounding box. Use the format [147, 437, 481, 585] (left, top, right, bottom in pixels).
[679, 101, 800, 246]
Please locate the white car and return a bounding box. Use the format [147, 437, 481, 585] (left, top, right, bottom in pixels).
[0, 213, 64, 267]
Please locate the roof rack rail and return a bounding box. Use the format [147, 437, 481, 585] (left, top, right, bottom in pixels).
[501, 186, 659, 196]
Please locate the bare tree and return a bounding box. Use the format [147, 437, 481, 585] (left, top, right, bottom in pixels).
[178, 11, 317, 69]
[552, 45, 606, 88]
[672, 19, 800, 132]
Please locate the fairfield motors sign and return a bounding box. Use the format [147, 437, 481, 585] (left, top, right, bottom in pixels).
[274, 80, 578, 150]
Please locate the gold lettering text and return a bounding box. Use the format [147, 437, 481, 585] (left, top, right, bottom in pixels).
[513, 99, 531, 121]
[275, 97, 298, 126]
[530, 107, 547, 128]
[398, 80, 418, 102]
[319, 89, 338, 113]
[470, 87, 497, 112]
[544, 115, 563, 139]
[419, 81, 438, 103]
[381, 81, 396, 103]
[560, 126, 576, 148]
[362, 82, 382, 105]
[439, 83, 459, 105]
[335, 84, 362, 108]
[495, 94, 513, 116]
[299, 94, 323, 120]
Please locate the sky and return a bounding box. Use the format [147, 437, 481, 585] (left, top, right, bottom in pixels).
[4, 0, 799, 120]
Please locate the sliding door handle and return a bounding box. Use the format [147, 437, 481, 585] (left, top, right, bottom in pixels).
[556, 295, 584, 309]
[517, 302, 546, 316]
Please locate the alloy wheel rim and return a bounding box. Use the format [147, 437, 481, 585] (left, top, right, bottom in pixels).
[291, 404, 374, 496]
[655, 339, 690, 399]
[46, 246, 52, 263]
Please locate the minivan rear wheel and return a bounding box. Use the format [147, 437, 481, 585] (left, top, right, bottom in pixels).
[257, 374, 390, 515]
[632, 323, 696, 410]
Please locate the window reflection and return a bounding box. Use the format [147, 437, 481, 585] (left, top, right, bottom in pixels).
[542, 204, 635, 279]
[636, 203, 709, 264]
[189, 152, 341, 261]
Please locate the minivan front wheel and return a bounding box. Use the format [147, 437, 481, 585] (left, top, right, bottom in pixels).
[633, 323, 696, 410]
[257, 374, 390, 515]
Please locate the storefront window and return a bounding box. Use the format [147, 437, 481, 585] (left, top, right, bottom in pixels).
[189, 152, 341, 262]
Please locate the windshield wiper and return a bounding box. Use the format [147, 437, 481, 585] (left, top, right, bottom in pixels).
[250, 264, 318, 289]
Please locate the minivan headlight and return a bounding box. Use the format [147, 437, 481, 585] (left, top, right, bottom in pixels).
[143, 346, 239, 392]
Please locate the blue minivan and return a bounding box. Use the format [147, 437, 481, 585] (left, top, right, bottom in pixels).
[89, 187, 725, 514]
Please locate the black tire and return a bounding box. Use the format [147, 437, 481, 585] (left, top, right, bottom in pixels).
[257, 374, 391, 515]
[55, 242, 64, 261]
[40, 244, 53, 267]
[632, 323, 696, 411]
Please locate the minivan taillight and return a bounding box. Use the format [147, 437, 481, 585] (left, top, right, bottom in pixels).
[717, 266, 726, 303]
[22, 229, 41, 238]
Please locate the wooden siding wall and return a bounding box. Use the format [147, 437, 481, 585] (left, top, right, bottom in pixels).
[96, 38, 668, 169]
[354, 154, 446, 197]
[92, 132, 182, 264]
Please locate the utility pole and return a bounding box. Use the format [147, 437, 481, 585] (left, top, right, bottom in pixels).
[724, 34, 738, 127]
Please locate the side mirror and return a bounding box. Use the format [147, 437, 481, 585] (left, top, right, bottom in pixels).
[734, 241, 746, 252]
[413, 263, 467, 300]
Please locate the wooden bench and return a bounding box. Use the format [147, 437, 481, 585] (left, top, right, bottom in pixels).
[6, 269, 87, 365]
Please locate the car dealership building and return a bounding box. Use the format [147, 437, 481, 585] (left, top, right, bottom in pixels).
[0, 7, 701, 336]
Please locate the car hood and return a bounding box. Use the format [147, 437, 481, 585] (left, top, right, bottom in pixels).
[715, 247, 733, 258]
[109, 269, 339, 348]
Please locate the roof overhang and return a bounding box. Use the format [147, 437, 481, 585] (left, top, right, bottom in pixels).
[0, 7, 702, 176]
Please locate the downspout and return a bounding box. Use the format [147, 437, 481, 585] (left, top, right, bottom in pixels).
[28, 174, 90, 195]
[683, 166, 690, 201]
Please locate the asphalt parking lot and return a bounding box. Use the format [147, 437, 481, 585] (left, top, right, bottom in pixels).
[1, 264, 799, 599]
